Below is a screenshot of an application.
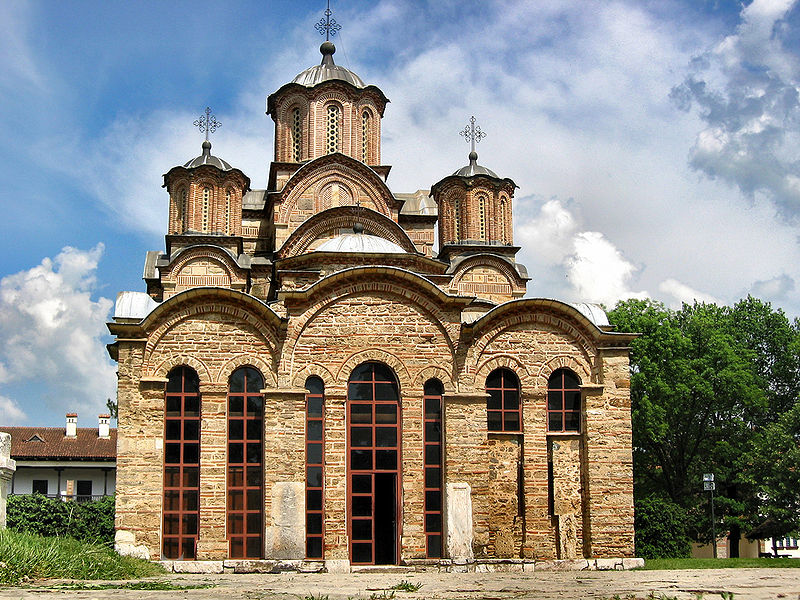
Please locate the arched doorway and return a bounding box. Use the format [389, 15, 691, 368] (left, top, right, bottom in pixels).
[347, 362, 400, 565]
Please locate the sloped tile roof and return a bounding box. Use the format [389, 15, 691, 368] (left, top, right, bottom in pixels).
[0, 427, 117, 461]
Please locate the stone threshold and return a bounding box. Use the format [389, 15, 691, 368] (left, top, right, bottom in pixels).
[158, 557, 645, 574]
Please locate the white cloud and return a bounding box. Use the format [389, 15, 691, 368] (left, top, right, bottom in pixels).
[750, 273, 796, 299]
[566, 231, 648, 306]
[672, 0, 800, 218]
[0, 246, 116, 419]
[658, 278, 723, 308]
[0, 395, 26, 425]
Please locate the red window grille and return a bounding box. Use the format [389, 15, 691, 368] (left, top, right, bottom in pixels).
[163, 366, 201, 560]
[305, 376, 325, 559]
[486, 368, 521, 432]
[227, 367, 264, 559]
[347, 362, 400, 565]
[423, 379, 443, 558]
[547, 369, 581, 432]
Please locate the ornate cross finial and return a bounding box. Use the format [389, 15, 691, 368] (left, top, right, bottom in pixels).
[193, 107, 221, 142]
[459, 115, 487, 156]
[315, 0, 341, 41]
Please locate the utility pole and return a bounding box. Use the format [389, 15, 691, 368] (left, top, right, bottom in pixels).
[703, 473, 717, 558]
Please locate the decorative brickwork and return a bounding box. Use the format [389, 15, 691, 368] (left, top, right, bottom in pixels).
[109, 39, 637, 568]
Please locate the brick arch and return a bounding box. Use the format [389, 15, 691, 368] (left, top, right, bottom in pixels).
[536, 356, 590, 390]
[413, 365, 456, 394]
[313, 89, 350, 106]
[474, 354, 532, 390]
[217, 355, 277, 387]
[151, 354, 211, 383]
[314, 178, 354, 212]
[291, 363, 336, 390]
[335, 348, 412, 394]
[277, 95, 310, 123]
[276, 206, 417, 259]
[275, 156, 396, 223]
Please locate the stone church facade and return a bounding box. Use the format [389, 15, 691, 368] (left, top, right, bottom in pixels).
[108, 37, 636, 569]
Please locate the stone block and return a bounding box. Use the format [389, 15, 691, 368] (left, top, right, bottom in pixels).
[446, 482, 474, 562]
[595, 558, 622, 570]
[172, 561, 224, 574]
[325, 559, 351, 573]
[114, 529, 151, 560]
[535, 559, 590, 571]
[622, 557, 645, 570]
[264, 481, 305, 559]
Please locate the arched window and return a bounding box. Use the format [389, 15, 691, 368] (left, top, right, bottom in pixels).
[361, 110, 370, 163]
[423, 379, 443, 558]
[486, 368, 521, 432]
[174, 187, 187, 233]
[227, 366, 264, 558]
[326, 104, 340, 154]
[478, 195, 487, 241]
[291, 107, 302, 162]
[547, 369, 581, 432]
[453, 197, 461, 242]
[202, 187, 210, 232]
[163, 366, 200, 560]
[499, 198, 508, 244]
[305, 376, 325, 559]
[347, 362, 400, 565]
[224, 188, 232, 235]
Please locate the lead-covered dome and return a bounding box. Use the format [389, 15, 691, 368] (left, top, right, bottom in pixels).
[184, 140, 233, 171]
[453, 151, 498, 178]
[317, 233, 405, 254]
[291, 41, 366, 88]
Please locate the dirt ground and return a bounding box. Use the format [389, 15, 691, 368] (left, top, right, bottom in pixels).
[2, 569, 800, 600]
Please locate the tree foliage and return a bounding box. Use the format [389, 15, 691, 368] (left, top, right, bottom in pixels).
[608, 296, 800, 553]
[634, 495, 692, 559]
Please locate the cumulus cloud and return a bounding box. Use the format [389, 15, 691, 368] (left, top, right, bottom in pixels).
[0, 246, 116, 420]
[0, 395, 26, 425]
[750, 273, 796, 299]
[658, 278, 723, 308]
[671, 0, 800, 218]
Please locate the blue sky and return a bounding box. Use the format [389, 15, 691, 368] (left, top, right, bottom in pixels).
[1, 0, 799, 426]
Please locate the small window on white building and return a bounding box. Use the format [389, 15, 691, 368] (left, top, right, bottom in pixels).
[32, 479, 48, 495]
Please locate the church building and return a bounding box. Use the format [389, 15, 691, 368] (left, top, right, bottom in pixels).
[108, 16, 636, 569]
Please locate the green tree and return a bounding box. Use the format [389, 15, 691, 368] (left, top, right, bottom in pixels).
[608, 297, 800, 556]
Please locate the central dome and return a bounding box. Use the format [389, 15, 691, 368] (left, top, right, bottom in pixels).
[291, 41, 366, 88]
[316, 233, 405, 254]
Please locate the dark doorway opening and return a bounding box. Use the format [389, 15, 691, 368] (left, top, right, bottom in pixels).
[374, 473, 397, 564]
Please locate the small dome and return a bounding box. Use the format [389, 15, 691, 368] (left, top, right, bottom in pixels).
[453, 151, 498, 178]
[291, 41, 366, 89]
[184, 140, 233, 171]
[316, 233, 405, 254]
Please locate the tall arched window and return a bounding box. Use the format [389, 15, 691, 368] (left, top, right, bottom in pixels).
[224, 188, 232, 235]
[499, 198, 508, 244]
[326, 104, 340, 154]
[478, 195, 487, 241]
[453, 197, 462, 242]
[486, 368, 521, 432]
[174, 187, 187, 233]
[227, 366, 264, 558]
[547, 369, 581, 432]
[291, 107, 302, 162]
[347, 362, 400, 565]
[180, 188, 188, 231]
[305, 376, 325, 559]
[361, 111, 370, 163]
[163, 366, 200, 560]
[423, 379, 443, 558]
[202, 187, 210, 232]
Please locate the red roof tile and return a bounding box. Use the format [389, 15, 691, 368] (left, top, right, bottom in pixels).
[0, 427, 117, 460]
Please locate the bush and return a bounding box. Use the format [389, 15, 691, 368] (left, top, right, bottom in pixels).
[7, 494, 115, 545]
[635, 495, 692, 559]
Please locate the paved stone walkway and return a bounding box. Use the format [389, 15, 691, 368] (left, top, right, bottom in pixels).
[2, 569, 800, 600]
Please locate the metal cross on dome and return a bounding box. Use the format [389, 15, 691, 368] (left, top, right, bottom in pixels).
[193, 107, 221, 141]
[460, 115, 487, 155]
[315, 0, 341, 41]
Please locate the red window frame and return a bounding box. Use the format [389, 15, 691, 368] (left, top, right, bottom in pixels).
[163, 366, 201, 560]
[423, 379, 443, 558]
[347, 362, 401, 565]
[486, 368, 521, 432]
[305, 376, 325, 559]
[547, 369, 581, 433]
[227, 367, 264, 559]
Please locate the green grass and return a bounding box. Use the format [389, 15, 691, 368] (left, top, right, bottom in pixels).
[642, 557, 800, 570]
[45, 581, 214, 591]
[391, 580, 422, 592]
[0, 529, 164, 585]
